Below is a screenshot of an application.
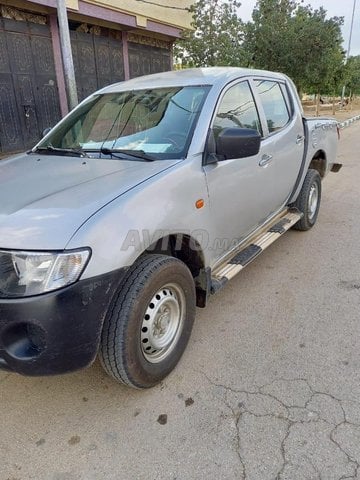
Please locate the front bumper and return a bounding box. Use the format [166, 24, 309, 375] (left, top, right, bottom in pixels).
[0, 269, 125, 376]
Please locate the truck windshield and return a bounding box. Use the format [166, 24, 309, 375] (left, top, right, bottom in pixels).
[35, 86, 210, 160]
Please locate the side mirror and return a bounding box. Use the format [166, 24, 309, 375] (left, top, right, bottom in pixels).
[215, 127, 261, 161]
[42, 127, 52, 137]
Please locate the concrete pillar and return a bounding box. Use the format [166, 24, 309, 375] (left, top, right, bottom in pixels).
[56, 0, 78, 110]
[49, 14, 69, 117]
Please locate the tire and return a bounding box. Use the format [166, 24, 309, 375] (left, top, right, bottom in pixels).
[292, 169, 322, 231]
[99, 254, 196, 389]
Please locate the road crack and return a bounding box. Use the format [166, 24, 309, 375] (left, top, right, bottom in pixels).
[199, 372, 360, 480]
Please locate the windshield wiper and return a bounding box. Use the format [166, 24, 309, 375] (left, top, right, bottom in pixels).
[32, 145, 89, 158]
[100, 148, 155, 162]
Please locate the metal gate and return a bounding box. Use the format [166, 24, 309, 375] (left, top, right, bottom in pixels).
[128, 42, 171, 78]
[71, 29, 125, 102]
[0, 17, 61, 154]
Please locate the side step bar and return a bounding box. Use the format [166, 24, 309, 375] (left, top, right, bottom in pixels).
[211, 209, 302, 293]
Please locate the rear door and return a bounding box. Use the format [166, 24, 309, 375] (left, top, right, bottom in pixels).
[252, 78, 305, 211]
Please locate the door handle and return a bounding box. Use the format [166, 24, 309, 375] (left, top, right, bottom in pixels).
[259, 154, 273, 167]
[296, 134, 305, 144]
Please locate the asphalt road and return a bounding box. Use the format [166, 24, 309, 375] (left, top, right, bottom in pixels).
[1, 123, 360, 480]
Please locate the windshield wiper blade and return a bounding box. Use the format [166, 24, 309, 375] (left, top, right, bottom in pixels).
[33, 145, 89, 158]
[100, 148, 155, 162]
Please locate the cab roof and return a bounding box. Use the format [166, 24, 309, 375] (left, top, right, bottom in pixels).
[102, 67, 288, 93]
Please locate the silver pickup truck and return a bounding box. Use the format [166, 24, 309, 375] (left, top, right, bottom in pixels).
[0, 67, 341, 388]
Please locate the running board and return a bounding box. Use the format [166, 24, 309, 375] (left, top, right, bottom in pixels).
[211, 209, 302, 293]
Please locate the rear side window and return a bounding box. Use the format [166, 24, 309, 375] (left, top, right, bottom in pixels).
[213, 81, 262, 137]
[254, 80, 290, 133]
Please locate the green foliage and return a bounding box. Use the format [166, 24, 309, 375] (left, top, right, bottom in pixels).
[344, 56, 360, 95]
[243, 1, 345, 94]
[292, 6, 345, 94]
[244, 0, 297, 72]
[174, 0, 347, 96]
[173, 0, 247, 67]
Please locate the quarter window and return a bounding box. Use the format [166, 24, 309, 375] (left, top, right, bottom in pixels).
[254, 80, 290, 133]
[213, 81, 262, 137]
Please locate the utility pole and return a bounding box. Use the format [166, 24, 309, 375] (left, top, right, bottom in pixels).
[340, 0, 357, 107]
[56, 0, 78, 110]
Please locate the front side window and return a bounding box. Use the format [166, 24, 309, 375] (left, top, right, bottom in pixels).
[36, 86, 210, 159]
[254, 80, 290, 133]
[213, 81, 262, 138]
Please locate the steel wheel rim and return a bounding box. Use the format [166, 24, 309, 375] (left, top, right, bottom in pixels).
[308, 183, 319, 220]
[141, 283, 185, 363]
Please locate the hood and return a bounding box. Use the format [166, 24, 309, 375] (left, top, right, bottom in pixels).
[0, 153, 178, 250]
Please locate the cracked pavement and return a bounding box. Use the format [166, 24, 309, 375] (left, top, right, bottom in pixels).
[204, 376, 360, 480]
[1, 125, 360, 480]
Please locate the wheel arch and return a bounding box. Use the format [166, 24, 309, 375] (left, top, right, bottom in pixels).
[308, 150, 327, 178]
[145, 233, 210, 308]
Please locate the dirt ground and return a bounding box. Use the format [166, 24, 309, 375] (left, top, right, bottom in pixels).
[303, 98, 360, 123]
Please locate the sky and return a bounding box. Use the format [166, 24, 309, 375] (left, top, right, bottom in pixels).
[238, 0, 360, 57]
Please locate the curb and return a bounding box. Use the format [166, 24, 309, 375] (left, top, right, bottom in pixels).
[338, 114, 360, 129]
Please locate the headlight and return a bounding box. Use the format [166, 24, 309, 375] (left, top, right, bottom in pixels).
[0, 249, 90, 298]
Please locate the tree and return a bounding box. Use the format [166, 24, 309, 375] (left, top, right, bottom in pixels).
[243, 0, 345, 95]
[173, 0, 247, 68]
[243, 0, 297, 71]
[293, 6, 344, 95]
[344, 56, 360, 96]
[175, 0, 346, 97]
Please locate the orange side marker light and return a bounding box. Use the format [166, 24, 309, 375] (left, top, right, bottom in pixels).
[196, 199, 205, 209]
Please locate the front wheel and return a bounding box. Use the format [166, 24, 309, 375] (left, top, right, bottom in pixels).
[99, 254, 196, 388]
[292, 169, 322, 231]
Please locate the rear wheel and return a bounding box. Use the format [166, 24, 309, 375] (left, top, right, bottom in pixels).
[99, 254, 196, 388]
[293, 169, 321, 231]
